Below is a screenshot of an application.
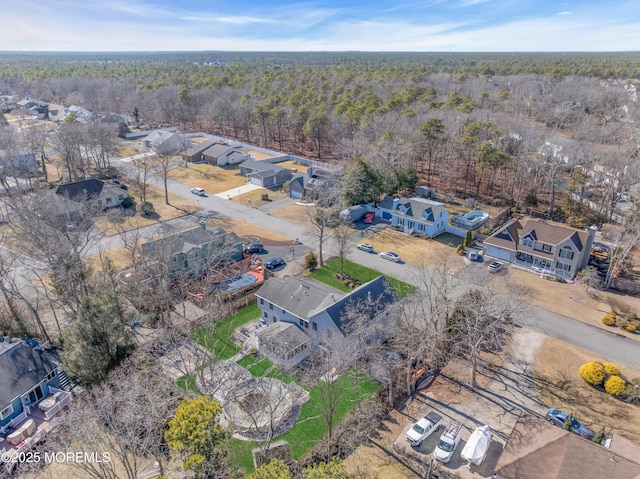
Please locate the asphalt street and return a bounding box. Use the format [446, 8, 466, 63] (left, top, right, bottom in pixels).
[98, 156, 640, 369]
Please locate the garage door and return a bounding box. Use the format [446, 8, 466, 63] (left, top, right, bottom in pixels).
[485, 246, 511, 262]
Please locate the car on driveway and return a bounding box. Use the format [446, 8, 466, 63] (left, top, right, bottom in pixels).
[380, 251, 401, 262]
[243, 242, 264, 254]
[363, 212, 375, 224]
[357, 243, 374, 253]
[488, 261, 504, 273]
[264, 257, 285, 269]
[545, 408, 593, 439]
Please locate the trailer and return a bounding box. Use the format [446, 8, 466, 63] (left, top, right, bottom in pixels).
[461, 424, 491, 466]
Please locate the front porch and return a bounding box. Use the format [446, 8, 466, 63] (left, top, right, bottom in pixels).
[514, 252, 572, 279]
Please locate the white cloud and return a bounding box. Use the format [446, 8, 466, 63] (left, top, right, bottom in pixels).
[557, 11, 571, 16]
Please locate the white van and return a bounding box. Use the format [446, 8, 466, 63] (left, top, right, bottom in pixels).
[190, 187, 205, 196]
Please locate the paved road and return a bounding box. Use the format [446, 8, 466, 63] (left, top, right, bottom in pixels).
[106, 156, 640, 369]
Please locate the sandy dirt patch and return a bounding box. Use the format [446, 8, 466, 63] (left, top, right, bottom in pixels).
[492, 267, 640, 342]
[534, 336, 640, 441]
[95, 185, 198, 236]
[168, 163, 247, 193]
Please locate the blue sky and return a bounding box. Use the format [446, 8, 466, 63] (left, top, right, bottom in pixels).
[2, 0, 639, 52]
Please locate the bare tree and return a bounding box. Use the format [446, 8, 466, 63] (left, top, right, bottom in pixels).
[333, 223, 352, 277]
[447, 288, 521, 388]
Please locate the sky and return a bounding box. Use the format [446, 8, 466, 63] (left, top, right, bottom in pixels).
[2, 0, 640, 52]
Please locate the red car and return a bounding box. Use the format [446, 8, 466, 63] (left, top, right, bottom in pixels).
[363, 212, 375, 224]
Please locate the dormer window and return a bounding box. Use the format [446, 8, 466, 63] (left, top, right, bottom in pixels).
[522, 237, 534, 248]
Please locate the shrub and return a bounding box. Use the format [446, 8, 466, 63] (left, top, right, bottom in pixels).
[604, 375, 627, 396]
[305, 252, 318, 271]
[602, 312, 616, 326]
[579, 362, 605, 386]
[121, 196, 134, 208]
[261, 193, 269, 201]
[603, 363, 621, 376]
[592, 427, 606, 445]
[455, 244, 464, 256]
[624, 321, 640, 333]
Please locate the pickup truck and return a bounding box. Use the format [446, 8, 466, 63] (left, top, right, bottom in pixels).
[406, 411, 443, 447]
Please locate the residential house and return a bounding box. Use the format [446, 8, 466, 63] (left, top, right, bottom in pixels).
[377, 196, 449, 238]
[141, 225, 243, 279]
[288, 167, 336, 200]
[0, 148, 39, 176]
[143, 130, 191, 156]
[55, 178, 128, 209]
[201, 144, 249, 166]
[239, 159, 293, 188]
[483, 218, 596, 278]
[255, 276, 399, 369]
[0, 339, 72, 475]
[16, 98, 37, 111]
[47, 104, 95, 123]
[182, 139, 218, 163]
[494, 413, 640, 479]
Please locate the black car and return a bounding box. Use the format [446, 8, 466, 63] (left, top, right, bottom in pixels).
[264, 257, 285, 269]
[243, 242, 264, 254]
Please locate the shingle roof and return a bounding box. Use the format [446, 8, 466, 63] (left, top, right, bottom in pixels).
[202, 143, 235, 159]
[142, 226, 240, 256]
[484, 218, 590, 252]
[379, 196, 447, 222]
[256, 277, 344, 320]
[55, 178, 105, 201]
[0, 341, 56, 408]
[241, 159, 284, 174]
[495, 413, 640, 479]
[257, 322, 310, 358]
[184, 139, 218, 157]
[322, 276, 398, 335]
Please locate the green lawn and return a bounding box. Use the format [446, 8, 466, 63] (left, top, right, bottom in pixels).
[191, 303, 260, 359]
[309, 258, 416, 297]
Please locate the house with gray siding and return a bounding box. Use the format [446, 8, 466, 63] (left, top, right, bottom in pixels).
[255, 276, 399, 369]
[141, 225, 243, 279]
[239, 159, 293, 187]
[201, 144, 249, 166]
[483, 218, 596, 279]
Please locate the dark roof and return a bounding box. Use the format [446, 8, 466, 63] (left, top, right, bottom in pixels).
[495, 413, 640, 479]
[241, 159, 285, 174]
[183, 140, 218, 157]
[256, 277, 344, 320]
[202, 143, 236, 159]
[0, 341, 56, 408]
[322, 276, 398, 335]
[484, 218, 591, 253]
[55, 178, 105, 201]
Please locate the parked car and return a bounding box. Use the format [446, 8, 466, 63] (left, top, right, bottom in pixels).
[488, 261, 504, 273]
[363, 212, 375, 224]
[433, 420, 463, 463]
[244, 242, 264, 254]
[264, 257, 285, 269]
[406, 412, 443, 447]
[380, 251, 401, 262]
[357, 243, 374, 253]
[468, 250, 479, 261]
[190, 187, 205, 196]
[545, 408, 593, 439]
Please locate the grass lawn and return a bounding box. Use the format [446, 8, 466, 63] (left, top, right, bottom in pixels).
[309, 258, 416, 297]
[168, 163, 247, 193]
[191, 303, 260, 360]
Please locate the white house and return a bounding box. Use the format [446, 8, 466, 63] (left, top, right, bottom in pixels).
[377, 196, 449, 238]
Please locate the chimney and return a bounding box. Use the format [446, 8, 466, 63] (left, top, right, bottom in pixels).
[392, 197, 400, 210]
[307, 167, 314, 177]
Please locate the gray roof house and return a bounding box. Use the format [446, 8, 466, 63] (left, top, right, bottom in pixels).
[0, 340, 72, 473]
[143, 130, 191, 156]
[201, 144, 249, 166]
[141, 225, 243, 279]
[55, 178, 128, 209]
[0, 148, 39, 175]
[255, 276, 399, 369]
[377, 196, 449, 238]
[239, 159, 293, 188]
[289, 167, 336, 200]
[182, 139, 218, 163]
[483, 218, 596, 279]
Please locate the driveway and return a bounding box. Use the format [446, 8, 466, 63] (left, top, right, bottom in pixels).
[391, 328, 547, 478]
